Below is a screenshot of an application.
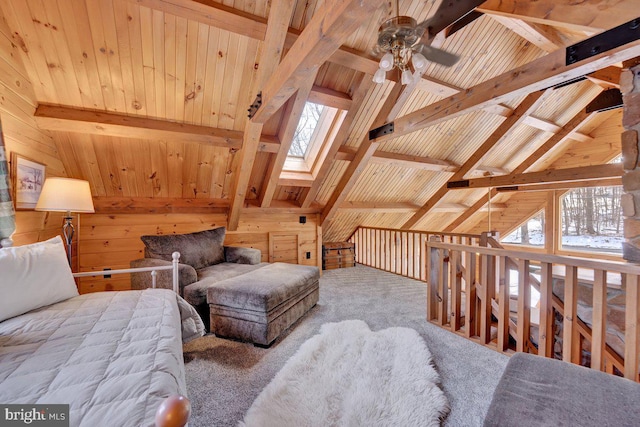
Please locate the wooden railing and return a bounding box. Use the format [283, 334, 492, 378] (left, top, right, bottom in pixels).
[348, 226, 480, 281]
[427, 239, 640, 382]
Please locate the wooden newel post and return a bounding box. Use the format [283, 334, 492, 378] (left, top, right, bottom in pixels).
[426, 236, 441, 321]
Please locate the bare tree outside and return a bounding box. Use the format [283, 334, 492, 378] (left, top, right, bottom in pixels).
[288, 102, 324, 158]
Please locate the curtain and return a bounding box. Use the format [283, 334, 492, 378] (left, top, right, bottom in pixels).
[0, 118, 16, 245]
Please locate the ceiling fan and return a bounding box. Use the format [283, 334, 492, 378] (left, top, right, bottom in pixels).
[372, 0, 487, 84]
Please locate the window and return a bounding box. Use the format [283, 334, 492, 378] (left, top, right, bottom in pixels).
[560, 186, 623, 254]
[283, 101, 346, 175]
[288, 102, 325, 158]
[502, 210, 545, 247]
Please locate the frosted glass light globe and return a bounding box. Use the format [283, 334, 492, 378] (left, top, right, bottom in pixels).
[373, 68, 386, 84]
[412, 52, 428, 71]
[379, 53, 394, 71]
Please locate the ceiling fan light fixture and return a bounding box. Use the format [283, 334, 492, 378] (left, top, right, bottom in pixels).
[379, 53, 394, 71]
[373, 68, 387, 84]
[412, 52, 428, 71]
[401, 68, 413, 85]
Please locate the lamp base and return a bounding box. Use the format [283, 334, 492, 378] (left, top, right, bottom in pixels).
[63, 215, 75, 267]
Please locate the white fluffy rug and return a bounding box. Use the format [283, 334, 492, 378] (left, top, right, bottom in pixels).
[240, 320, 449, 426]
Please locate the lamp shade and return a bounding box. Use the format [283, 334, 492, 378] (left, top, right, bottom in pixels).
[35, 178, 95, 213]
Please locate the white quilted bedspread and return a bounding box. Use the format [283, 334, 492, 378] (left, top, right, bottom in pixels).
[0, 289, 187, 427]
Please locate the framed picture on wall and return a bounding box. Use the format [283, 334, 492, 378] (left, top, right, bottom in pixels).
[11, 153, 45, 210]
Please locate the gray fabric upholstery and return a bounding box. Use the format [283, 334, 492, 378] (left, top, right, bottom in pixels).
[224, 245, 261, 264]
[130, 257, 197, 294]
[207, 262, 320, 345]
[183, 262, 269, 307]
[207, 262, 319, 312]
[484, 352, 640, 427]
[211, 288, 318, 346]
[141, 227, 226, 270]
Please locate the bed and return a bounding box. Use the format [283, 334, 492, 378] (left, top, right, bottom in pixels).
[0, 236, 204, 427]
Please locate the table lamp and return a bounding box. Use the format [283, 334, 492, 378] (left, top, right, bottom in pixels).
[35, 178, 95, 265]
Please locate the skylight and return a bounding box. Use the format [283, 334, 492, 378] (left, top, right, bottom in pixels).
[288, 102, 325, 158]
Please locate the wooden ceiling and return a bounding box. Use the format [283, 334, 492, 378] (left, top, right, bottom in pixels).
[1, 0, 637, 241]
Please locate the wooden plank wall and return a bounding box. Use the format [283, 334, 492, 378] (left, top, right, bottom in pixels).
[78, 211, 320, 293]
[0, 8, 76, 266]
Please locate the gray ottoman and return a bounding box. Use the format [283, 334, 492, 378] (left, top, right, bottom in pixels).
[207, 262, 319, 346]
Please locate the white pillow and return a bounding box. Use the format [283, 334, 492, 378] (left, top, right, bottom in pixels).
[0, 235, 79, 322]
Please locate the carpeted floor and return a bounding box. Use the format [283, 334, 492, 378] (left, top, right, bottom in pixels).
[184, 264, 508, 426]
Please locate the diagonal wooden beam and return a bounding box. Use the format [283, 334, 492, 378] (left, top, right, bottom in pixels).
[320, 81, 405, 225]
[444, 188, 499, 232]
[300, 74, 372, 208]
[370, 36, 640, 146]
[448, 163, 623, 189]
[227, 0, 295, 230]
[401, 90, 551, 229]
[128, 0, 463, 99]
[477, 0, 637, 32]
[587, 66, 622, 89]
[444, 108, 596, 232]
[490, 15, 565, 52]
[250, 0, 380, 124]
[260, 76, 316, 207]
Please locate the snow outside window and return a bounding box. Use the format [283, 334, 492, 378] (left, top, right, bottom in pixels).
[560, 186, 623, 255]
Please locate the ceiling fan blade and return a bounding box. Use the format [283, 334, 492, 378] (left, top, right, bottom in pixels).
[414, 44, 460, 67]
[416, 0, 487, 39]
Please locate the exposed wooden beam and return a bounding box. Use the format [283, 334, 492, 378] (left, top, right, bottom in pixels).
[321, 81, 405, 225]
[445, 107, 598, 232]
[93, 196, 229, 214]
[227, 0, 295, 230]
[512, 110, 597, 174]
[338, 201, 507, 213]
[523, 116, 562, 133]
[243, 199, 322, 214]
[339, 201, 420, 213]
[335, 147, 507, 175]
[308, 85, 352, 110]
[250, 0, 380, 124]
[587, 66, 622, 89]
[448, 163, 623, 190]
[371, 37, 640, 145]
[126, 0, 268, 39]
[129, 0, 479, 99]
[260, 77, 316, 207]
[34, 104, 259, 148]
[477, 0, 637, 32]
[495, 177, 622, 192]
[490, 15, 565, 52]
[402, 90, 551, 229]
[300, 74, 373, 208]
[444, 188, 499, 232]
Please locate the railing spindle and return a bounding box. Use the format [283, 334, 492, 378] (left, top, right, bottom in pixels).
[497, 256, 510, 352]
[624, 274, 640, 380]
[451, 250, 462, 332]
[539, 262, 554, 358]
[563, 265, 579, 364]
[591, 269, 607, 371]
[464, 250, 477, 338]
[517, 259, 531, 353]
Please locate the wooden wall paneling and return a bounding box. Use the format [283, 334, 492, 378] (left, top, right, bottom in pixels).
[125, 1, 149, 116]
[152, 9, 166, 118]
[97, 0, 127, 113]
[6, 0, 62, 103]
[269, 232, 300, 263]
[112, 0, 137, 115]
